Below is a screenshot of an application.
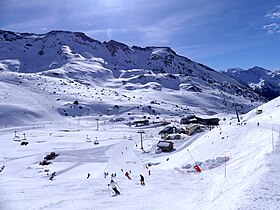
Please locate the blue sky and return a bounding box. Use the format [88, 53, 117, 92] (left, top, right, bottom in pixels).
[0, 0, 279, 70]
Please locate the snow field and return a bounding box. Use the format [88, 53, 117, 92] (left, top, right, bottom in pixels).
[0, 66, 279, 209]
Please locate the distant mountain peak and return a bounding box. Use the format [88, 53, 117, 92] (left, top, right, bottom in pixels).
[225, 66, 280, 100]
[248, 66, 268, 74]
[103, 39, 131, 56]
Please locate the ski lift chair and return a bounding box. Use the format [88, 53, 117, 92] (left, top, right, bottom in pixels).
[94, 137, 99, 145]
[86, 135, 91, 142]
[13, 131, 21, 141]
[20, 133, 29, 146]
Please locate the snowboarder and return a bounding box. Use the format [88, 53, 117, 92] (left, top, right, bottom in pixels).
[108, 180, 120, 195]
[140, 174, 145, 186]
[125, 171, 131, 180]
[49, 172, 56, 181]
[87, 173, 90, 179]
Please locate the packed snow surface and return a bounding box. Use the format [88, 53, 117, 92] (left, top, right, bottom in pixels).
[0, 69, 280, 210]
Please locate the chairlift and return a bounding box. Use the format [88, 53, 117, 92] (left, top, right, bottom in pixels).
[94, 137, 99, 145]
[13, 131, 21, 142]
[20, 133, 29, 146]
[85, 135, 91, 142]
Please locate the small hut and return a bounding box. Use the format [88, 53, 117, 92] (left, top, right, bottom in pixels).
[256, 109, 262, 114]
[157, 141, 174, 152]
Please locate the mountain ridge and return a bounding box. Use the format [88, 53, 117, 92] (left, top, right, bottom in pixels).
[0, 29, 265, 118]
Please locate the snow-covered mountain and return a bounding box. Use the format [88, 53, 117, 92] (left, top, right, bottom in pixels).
[224, 66, 280, 100]
[0, 29, 264, 122]
[1, 29, 280, 210]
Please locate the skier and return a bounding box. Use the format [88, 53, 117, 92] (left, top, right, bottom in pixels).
[49, 172, 56, 181]
[87, 173, 90, 179]
[140, 174, 145, 186]
[104, 172, 108, 178]
[108, 180, 120, 195]
[0, 165, 5, 173]
[125, 171, 131, 180]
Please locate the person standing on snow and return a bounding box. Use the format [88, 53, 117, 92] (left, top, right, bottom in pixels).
[87, 173, 90, 179]
[140, 174, 145, 186]
[108, 180, 120, 195]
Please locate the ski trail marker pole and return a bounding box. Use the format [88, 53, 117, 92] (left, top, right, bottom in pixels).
[187, 149, 196, 163]
[187, 149, 202, 173]
[224, 153, 227, 178]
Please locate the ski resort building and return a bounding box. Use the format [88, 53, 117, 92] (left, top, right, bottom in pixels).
[157, 141, 174, 152]
[180, 115, 219, 126]
[180, 115, 196, 124]
[133, 119, 149, 127]
[159, 126, 177, 136]
[185, 124, 201, 136]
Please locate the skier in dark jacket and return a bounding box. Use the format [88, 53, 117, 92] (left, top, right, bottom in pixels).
[49, 172, 56, 181]
[108, 180, 120, 195]
[0, 165, 4, 173]
[125, 171, 131, 180]
[140, 174, 145, 186]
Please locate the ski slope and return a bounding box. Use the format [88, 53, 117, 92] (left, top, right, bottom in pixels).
[0, 77, 279, 210]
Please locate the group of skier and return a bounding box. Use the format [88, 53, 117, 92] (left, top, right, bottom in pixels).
[48, 167, 148, 196]
[108, 173, 145, 196]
